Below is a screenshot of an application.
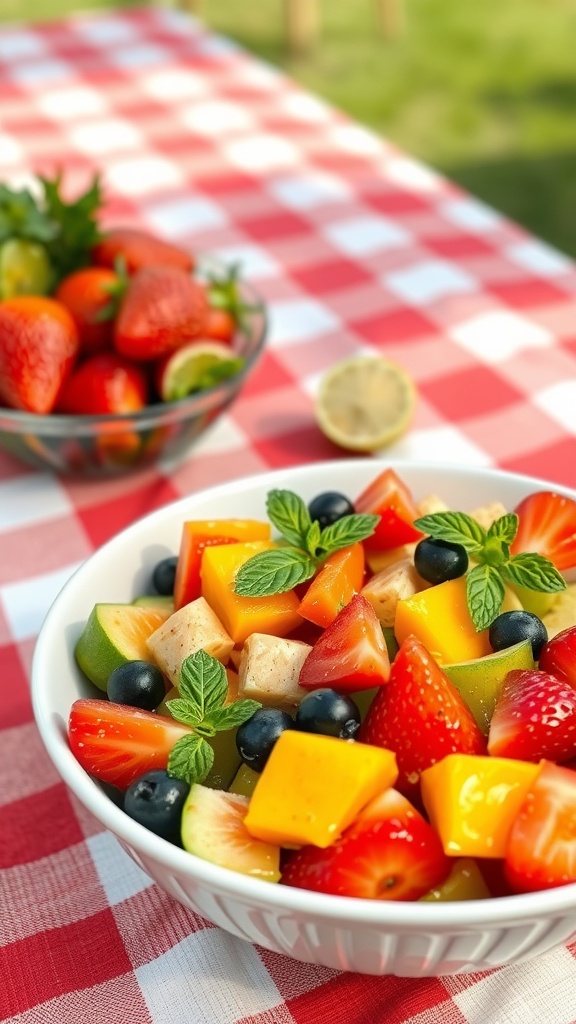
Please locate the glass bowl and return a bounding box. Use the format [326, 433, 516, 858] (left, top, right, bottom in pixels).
[0, 283, 266, 477]
[31, 458, 576, 977]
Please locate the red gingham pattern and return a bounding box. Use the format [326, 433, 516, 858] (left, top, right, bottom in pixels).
[2, 7, 576, 1022]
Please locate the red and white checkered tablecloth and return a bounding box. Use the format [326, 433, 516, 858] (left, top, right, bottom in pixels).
[2, 5, 576, 1022]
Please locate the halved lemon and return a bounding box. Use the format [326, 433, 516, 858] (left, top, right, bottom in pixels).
[315, 355, 417, 452]
[157, 340, 245, 402]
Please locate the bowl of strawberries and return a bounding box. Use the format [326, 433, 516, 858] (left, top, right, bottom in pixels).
[0, 174, 266, 475]
[32, 457, 576, 976]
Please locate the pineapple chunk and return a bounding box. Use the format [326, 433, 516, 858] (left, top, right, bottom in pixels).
[361, 558, 427, 627]
[146, 596, 234, 686]
[469, 501, 507, 530]
[238, 633, 312, 709]
[417, 494, 450, 517]
[542, 585, 576, 638]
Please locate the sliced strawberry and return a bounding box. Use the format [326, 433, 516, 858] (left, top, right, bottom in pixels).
[510, 490, 576, 571]
[0, 296, 78, 414]
[354, 467, 423, 552]
[487, 668, 576, 763]
[539, 626, 576, 689]
[281, 787, 450, 900]
[360, 635, 486, 794]
[68, 698, 193, 790]
[505, 761, 576, 892]
[298, 593, 390, 693]
[56, 352, 148, 415]
[114, 265, 208, 362]
[92, 227, 194, 275]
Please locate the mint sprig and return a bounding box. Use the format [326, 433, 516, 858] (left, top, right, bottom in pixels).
[414, 509, 566, 631]
[233, 489, 378, 597]
[165, 649, 260, 784]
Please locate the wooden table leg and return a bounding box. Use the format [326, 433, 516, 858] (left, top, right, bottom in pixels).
[284, 0, 319, 53]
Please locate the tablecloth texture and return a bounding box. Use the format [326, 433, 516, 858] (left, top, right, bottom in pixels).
[2, 6, 576, 1022]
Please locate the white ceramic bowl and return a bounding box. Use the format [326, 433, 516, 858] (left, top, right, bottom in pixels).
[32, 459, 576, 977]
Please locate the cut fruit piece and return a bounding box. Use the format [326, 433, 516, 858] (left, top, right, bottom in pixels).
[181, 784, 281, 881]
[156, 339, 245, 402]
[174, 518, 270, 609]
[443, 639, 534, 734]
[298, 593, 390, 694]
[238, 633, 312, 709]
[74, 603, 172, 691]
[421, 753, 541, 859]
[420, 858, 491, 902]
[315, 356, 416, 452]
[297, 542, 365, 628]
[244, 730, 398, 848]
[229, 763, 260, 797]
[145, 596, 234, 686]
[132, 595, 174, 613]
[0, 238, 53, 298]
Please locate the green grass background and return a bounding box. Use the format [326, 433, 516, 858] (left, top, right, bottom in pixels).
[3, 0, 576, 258]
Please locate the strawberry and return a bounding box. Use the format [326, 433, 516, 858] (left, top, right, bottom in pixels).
[510, 490, 576, 571]
[360, 634, 486, 794]
[92, 227, 194, 276]
[281, 787, 450, 899]
[56, 352, 148, 415]
[505, 761, 576, 892]
[203, 306, 236, 344]
[354, 467, 423, 552]
[539, 626, 576, 689]
[114, 265, 208, 362]
[68, 698, 193, 790]
[55, 266, 120, 354]
[0, 296, 78, 414]
[487, 668, 576, 763]
[298, 593, 390, 693]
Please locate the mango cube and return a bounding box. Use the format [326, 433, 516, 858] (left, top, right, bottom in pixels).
[394, 576, 492, 664]
[244, 731, 398, 848]
[201, 541, 302, 645]
[421, 753, 542, 858]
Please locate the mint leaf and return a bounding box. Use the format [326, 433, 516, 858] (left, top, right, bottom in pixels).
[167, 734, 215, 785]
[207, 700, 262, 731]
[319, 513, 379, 553]
[466, 563, 505, 631]
[178, 649, 228, 717]
[234, 547, 316, 596]
[414, 511, 486, 552]
[486, 513, 518, 546]
[305, 519, 322, 557]
[501, 553, 567, 593]
[266, 489, 311, 549]
[165, 697, 203, 727]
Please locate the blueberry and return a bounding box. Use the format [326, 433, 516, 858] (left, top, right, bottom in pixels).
[236, 707, 295, 773]
[295, 688, 361, 739]
[414, 537, 468, 585]
[124, 770, 189, 843]
[152, 556, 178, 595]
[489, 610, 548, 660]
[308, 491, 355, 529]
[107, 660, 166, 710]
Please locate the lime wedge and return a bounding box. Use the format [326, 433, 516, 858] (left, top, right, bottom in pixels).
[0, 238, 53, 298]
[157, 340, 245, 402]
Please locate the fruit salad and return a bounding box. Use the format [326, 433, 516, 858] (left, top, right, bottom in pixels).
[67, 467, 576, 902]
[0, 174, 258, 417]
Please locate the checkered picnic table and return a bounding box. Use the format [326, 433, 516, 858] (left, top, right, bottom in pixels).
[2, 5, 576, 1022]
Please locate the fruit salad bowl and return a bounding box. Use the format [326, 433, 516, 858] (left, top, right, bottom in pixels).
[0, 281, 266, 477]
[31, 459, 576, 977]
